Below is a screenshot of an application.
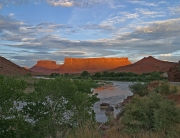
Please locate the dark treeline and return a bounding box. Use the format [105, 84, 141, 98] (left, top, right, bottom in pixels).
[50, 71, 167, 82]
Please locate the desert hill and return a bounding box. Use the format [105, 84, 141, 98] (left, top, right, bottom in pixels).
[111, 56, 177, 74]
[30, 57, 132, 74]
[0, 56, 32, 75]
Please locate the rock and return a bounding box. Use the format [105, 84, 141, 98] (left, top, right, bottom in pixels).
[100, 103, 110, 109]
[111, 56, 176, 74]
[0, 56, 32, 76]
[168, 61, 180, 82]
[106, 106, 114, 111]
[105, 106, 114, 116]
[59, 57, 131, 74]
[35, 60, 60, 69]
[30, 57, 131, 74]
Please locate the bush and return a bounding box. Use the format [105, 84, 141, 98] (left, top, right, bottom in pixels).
[80, 71, 90, 77]
[121, 93, 180, 137]
[0, 75, 99, 138]
[154, 82, 178, 95]
[50, 73, 60, 78]
[129, 82, 148, 96]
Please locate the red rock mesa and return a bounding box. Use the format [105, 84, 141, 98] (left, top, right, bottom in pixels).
[30, 57, 132, 74]
[59, 57, 132, 73]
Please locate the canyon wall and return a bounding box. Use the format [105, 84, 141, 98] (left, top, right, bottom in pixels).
[59, 57, 132, 73]
[30, 57, 132, 74]
[36, 60, 60, 69]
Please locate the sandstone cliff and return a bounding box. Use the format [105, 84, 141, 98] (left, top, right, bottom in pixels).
[30, 60, 61, 74]
[36, 60, 60, 69]
[59, 57, 132, 73]
[111, 56, 176, 74]
[30, 57, 131, 74]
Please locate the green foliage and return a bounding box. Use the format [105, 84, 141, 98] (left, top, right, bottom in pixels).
[0, 75, 30, 138]
[24, 73, 32, 77]
[121, 93, 180, 137]
[94, 72, 101, 78]
[102, 71, 109, 77]
[0, 75, 99, 138]
[154, 82, 178, 95]
[151, 72, 161, 79]
[80, 71, 90, 77]
[91, 71, 165, 82]
[50, 73, 60, 78]
[129, 82, 148, 96]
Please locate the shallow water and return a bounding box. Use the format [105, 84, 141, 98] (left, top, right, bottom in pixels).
[93, 81, 133, 123]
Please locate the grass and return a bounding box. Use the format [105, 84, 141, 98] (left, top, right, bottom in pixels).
[65, 121, 101, 138]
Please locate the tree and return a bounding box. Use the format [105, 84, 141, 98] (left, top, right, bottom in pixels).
[94, 72, 101, 78]
[0, 75, 99, 138]
[80, 71, 90, 77]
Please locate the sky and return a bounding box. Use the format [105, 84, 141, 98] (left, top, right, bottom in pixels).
[0, 0, 180, 67]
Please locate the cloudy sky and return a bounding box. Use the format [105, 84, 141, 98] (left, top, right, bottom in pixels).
[0, 0, 180, 67]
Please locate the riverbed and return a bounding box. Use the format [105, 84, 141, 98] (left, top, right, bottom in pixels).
[93, 81, 133, 123]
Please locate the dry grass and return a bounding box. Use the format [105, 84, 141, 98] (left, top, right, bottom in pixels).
[65, 121, 101, 138]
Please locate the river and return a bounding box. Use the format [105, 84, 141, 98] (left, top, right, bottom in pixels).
[93, 81, 133, 123]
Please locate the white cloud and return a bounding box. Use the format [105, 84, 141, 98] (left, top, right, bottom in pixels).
[128, 0, 158, 7]
[160, 53, 171, 57]
[46, 0, 74, 7]
[9, 13, 15, 17]
[46, 0, 111, 7]
[170, 6, 180, 14]
[54, 51, 87, 55]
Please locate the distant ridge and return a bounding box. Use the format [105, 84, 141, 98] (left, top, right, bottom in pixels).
[0, 56, 32, 75]
[111, 56, 177, 74]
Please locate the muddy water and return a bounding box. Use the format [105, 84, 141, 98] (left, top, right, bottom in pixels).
[93, 81, 133, 123]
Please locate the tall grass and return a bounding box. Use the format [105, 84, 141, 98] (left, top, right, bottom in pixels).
[65, 121, 101, 138]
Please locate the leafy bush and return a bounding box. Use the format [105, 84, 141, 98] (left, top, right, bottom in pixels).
[94, 72, 101, 78]
[129, 82, 148, 96]
[0, 75, 99, 138]
[50, 73, 60, 78]
[80, 71, 90, 77]
[0, 75, 29, 138]
[121, 93, 180, 137]
[154, 82, 178, 95]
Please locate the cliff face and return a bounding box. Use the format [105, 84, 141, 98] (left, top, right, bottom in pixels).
[59, 57, 132, 73]
[168, 62, 180, 82]
[30, 60, 61, 74]
[30, 57, 131, 74]
[111, 56, 176, 74]
[36, 60, 60, 69]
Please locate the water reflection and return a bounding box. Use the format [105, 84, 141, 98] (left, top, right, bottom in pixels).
[93, 81, 133, 123]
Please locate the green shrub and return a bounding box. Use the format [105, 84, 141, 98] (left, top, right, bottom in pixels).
[0, 75, 99, 138]
[129, 82, 148, 96]
[50, 73, 60, 78]
[121, 93, 180, 137]
[154, 82, 178, 95]
[80, 71, 90, 77]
